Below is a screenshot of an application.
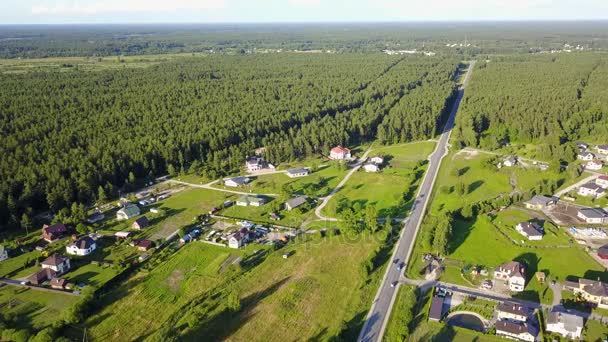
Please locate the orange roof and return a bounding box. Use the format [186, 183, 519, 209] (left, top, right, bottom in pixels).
[331, 146, 350, 153]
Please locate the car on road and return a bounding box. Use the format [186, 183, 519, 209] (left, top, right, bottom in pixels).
[393, 258, 399, 264]
[397, 262, 405, 271]
[390, 281, 398, 288]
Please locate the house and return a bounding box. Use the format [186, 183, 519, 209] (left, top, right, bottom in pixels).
[245, 156, 269, 172]
[270, 212, 281, 221]
[515, 222, 544, 240]
[578, 151, 595, 161]
[563, 278, 608, 309]
[576, 142, 589, 151]
[50, 278, 69, 290]
[224, 176, 251, 187]
[504, 156, 518, 167]
[236, 195, 266, 207]
[330, 146, 351, 160]
[66, 236, 97, 256]
[132, 216, 150, 230]
[494, 261, 526, 292]
[286, 168, 310, 178]
[598, 244, 608, 260]
[523, 195, 556, 210]
[596, 175, 608, 188]
[42, 223, 68, 242]
[86, 212, 105, 224]
[495, 321, 536, 342]
[114, 231, 132, 239]
[134, 239, 154, 251]
[545, 311, 584, 339]
[228, 228, 251, 249]
[497, 302, 528, 322]
[116, 203, 140, 220]
[577, 208, 608, 224]
[428, 296, 445, 322]
[41, 254, 71, 275]
[370, 155, 384, 164]
[578, 182, 605, 198]
[363, 163, 380, 173]
[0, 245, 8, 262]
[28, 268, 56, 286]
[285, 196, 307, 211]
[596, 144, 608, 155]
[585, 159, 603, 171]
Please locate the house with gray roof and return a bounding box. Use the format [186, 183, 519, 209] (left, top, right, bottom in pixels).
[286, 168, 309, 178]
[285, 196, 307, 211]
[546, 311, 584, 339]
[577, 207, 608, 224]
[524, 195, 556, 210]
[224, 176, 251, 187]
[515, 222, 543, 240]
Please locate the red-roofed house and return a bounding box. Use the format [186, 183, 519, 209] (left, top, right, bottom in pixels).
[330, 146, 351, 160]
[42, 223, 68, 242]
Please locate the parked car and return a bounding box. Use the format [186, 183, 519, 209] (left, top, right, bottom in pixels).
[390, 281, 398, 288]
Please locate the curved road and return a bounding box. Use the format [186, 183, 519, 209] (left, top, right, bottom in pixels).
[357, 60, 476, 342]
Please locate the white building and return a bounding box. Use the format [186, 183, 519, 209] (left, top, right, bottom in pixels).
[596, 175, 608, 188]
[116, 203, 140, 220]
[224, 176, 251, 187]
[41, 254, 71, 275]
[546, 311, 583, 339]
[577, 208, 608, 224]
[495, 321, 536, 342]
[245, 156, 271, 172]
[585, 160, 603, 171]
[497, 302, 528, 323]
[66, 236, 97, 256]
[330, 146, 351, 160]
[0, 245, 8, 262]
[515, 222, 543, 240]
[363, 163, 380, 173]
[504, 156, 517, 167]
[228, 228, 250, 249]
[578, 182, 605, 198]
[578, 151, 595, 161]
[370, 155, 384, 164]
[494, 261, 526, 292]
[596, 144, 608, 155]
[236, 195, 266, 207]
[286, 168, 309, 178]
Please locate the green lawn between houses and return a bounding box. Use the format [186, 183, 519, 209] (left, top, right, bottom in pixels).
[84, 231, 386, 342]
[491, 208, 571, 247]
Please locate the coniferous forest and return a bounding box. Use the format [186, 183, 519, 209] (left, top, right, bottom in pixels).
[0, 53, 460, 230]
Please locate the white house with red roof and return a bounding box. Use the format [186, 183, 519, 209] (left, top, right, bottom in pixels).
[330, 146, 351, 160]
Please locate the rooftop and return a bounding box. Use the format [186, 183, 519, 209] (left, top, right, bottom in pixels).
[546, 311, 584, 332]
[497, 302, 528, 316]
[579, 208, 607, 219]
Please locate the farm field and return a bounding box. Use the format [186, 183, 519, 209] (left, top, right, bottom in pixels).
[0, 286, 79, 330]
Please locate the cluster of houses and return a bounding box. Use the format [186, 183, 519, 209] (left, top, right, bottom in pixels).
[495, 302, 537, 342]
[577, 175, 608, 198]
[577, 143, 608, 170]
[563, 278, 608, 309]
[28, 254, 72, 289]
[363, 155, 384, 173]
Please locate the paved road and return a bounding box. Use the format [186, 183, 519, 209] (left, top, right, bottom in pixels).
[357, 60, 476, 342]
[314, 147, 374, 221]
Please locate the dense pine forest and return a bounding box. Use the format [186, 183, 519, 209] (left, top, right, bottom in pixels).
[0, 53, 459, 230]
[454, 53, 608, 162]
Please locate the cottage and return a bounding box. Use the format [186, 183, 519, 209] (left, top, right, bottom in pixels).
[598, 244, 608, 260]
[585, 159, 604, 171]
[229, 228, 251, 249]
[596, 144, 608, 155]
[577, 208, 608, 224]
[546, 311, 584, 339]
[495, 321, 536, 342]
[523, 195, 556, 210]
[0, 245, 8, 262]
[236, 195, 266, 207]
[132, 216, 150, 230]
[330, 146, 351, 160]
[515, 222, 543, 240]
[286, 168, 310, 178]
[285, 196, 307, 211]
[596, 175, 608, 188]
[42, 223, 68, 242]
[224, 176, 251, 187]
[563, 278, 608, 309]
[66, 236, 97, 256]
[50, 278, 69, 290]
[578, 151, 595, 161]
[370, 155, 384, 165]
[428, 296, 445, 322]
[41, 254, 71, 275]
[86, 212, 105, 224]
[578, 182, 605, 198]
[504, 156, 518, 167]
[28, 268, 56, 286]
[116, 203, 140, 220]
[363, 163, 380, 173]
[134, 239, 154, 251]
[245, 156, 270, 172]
[497, 302, 528, 322]
[576, 142, 589, 151]
[114, 231, 131, 239]
[494, 261, 526, 292]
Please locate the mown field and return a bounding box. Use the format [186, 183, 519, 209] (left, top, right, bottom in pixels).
[84, 232, 387, 341]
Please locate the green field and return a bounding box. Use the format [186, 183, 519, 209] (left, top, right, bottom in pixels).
[491, 208, 571, 247]
[0, 286, 79, 330]
[220, 198, 316, 227]
[582, 318, 608, 341]
[64, 263, 120, 288]
[0, 250, 42, 278]
[369, 141, 437, 177]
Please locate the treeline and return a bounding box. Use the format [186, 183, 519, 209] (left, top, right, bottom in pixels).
[454, 54, 608, 162]
[0, 54, 459, 230]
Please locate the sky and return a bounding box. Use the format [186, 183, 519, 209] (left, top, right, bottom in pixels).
[1, 0, 607, 24]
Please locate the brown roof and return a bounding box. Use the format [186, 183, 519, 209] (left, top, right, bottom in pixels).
[497, 302, 527, 316]
[50, 278, 68, 287]
[133, 216, 150, 228]
[496, 321, 530, 335]
[29, 268, 56, 284]
[331, 146, 350, 153]
[135, 239, 154, 249]
[41, 254, 69, 267]
[428, 296, 445, 321]
[495, 261, 525, 278]
[42, 223, 68, 234]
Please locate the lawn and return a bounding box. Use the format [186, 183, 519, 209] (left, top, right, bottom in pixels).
[220, 198, 317, 227]
[369, 141, 437, 177]
[491, 208, 571, 247]
[583, 319, 608, 341]
[64, 263, 120, 288]
[0, 250, 41, 277]
[0, 286, 79, 330]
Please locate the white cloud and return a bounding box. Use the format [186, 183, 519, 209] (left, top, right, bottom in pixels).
[32, 0, 228, 15]
[289, 0, 321, 7]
